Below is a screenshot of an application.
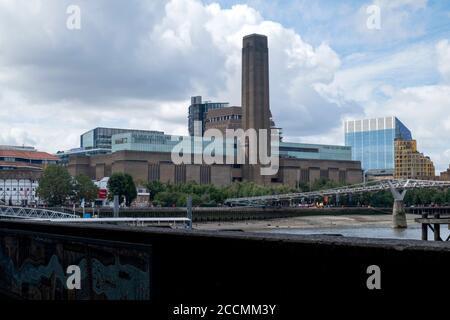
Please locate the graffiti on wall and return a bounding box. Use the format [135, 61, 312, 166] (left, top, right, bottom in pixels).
[0, 230, 151, 300]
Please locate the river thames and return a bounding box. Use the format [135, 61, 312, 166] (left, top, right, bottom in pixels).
[268, 225, 450, 240]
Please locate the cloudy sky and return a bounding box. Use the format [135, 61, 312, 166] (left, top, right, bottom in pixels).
[1, 0, 450, 171]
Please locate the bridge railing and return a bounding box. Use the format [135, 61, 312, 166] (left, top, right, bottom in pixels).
[0, 206, 79, 219]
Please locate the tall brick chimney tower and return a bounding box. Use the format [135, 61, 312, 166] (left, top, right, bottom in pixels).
[241, 34, 272, 184]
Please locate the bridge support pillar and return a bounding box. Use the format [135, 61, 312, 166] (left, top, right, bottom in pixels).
[392, 200, 407, 229]
[389, 181, 408, 229]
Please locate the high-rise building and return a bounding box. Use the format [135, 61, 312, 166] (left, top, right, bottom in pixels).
[394, 139, 435, 179]
[345, 116, 436, 180]
[344, 117, 412, 174]
[188, 96, 229, 136]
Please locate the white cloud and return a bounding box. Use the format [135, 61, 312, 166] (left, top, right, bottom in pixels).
[0, 0, 356, 154]
[1, 0, 448, 175]
[352, 0, 428, 44]
[318, 37, 450, 172]
[437, 39, 450, 82]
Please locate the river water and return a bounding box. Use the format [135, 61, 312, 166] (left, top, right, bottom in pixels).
[269, 225, 450, 241]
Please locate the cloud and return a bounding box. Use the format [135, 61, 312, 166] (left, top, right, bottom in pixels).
[0, 0, 358, 153]
[352, 0, 428, 44]
[373, 85, 450, 172]
[1, 0, 448, 175]
[436, 39, 450, 82]
[318, 36, 450, 172]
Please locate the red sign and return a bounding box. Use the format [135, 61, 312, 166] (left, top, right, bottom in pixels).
[98, 189, 108, 199]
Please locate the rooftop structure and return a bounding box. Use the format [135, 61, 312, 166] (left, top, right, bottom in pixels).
[205, 106, 242, 135]
[0, 148, 59, 170]
[81, 127, 164, 151]
[188, 96, 229, 136]
[278, 142, 352, 161]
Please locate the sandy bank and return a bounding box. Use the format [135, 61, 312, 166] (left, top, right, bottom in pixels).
[193, 214, 419, 231]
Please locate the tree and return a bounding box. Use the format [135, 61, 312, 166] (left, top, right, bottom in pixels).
[124, 174, 137, 206]
[73, 174, 99, 204]
[107, 173, 137, 206]
[146, 181, 166, 201]
[37, 165, 73, 206]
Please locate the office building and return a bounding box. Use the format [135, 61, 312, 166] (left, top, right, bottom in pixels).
[345, 116, 412, 174]
[188, 96, 229, 136]
[345, 117, 437, 180]
[394, 139, 435, 179]
[440, 166, 450, 181]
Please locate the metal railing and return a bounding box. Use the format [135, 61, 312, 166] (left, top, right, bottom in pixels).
[0, 206, 78, 219]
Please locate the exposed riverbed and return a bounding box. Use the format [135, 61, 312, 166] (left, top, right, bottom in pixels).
[194, 214, 449, 240]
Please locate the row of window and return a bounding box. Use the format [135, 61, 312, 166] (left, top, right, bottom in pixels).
[0, 188, 36, 192]
[207, 115, 242, 123]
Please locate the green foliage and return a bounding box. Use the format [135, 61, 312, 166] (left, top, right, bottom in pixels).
[73, 174, 99, 203]
[37, 165, 73, 206]
[404, 188, 450, 206]
[107, 173, 137, 206]
[146, 181, 296, 207]
[147, 181, 165, 201]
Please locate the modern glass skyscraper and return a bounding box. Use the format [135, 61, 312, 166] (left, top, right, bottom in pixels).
[344, 116, 412, 172]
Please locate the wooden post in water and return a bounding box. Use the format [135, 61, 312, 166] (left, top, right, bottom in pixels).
[434, 211, 441, 241]
[421, 211, 428, 241]
[187, 196, 193, 230]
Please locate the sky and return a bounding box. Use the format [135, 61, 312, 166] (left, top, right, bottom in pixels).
[0, 0, 450, 171]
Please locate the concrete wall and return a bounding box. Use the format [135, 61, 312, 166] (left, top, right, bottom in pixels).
[1, 220, 450, 301]
[211, 165, 232, 186]
[186, 165, 200, 183]
[159, 163, 175, 184]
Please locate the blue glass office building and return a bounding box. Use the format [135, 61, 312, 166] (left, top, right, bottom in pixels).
[344, 117, 412, 172]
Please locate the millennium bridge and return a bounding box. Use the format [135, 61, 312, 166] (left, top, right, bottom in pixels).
[224, 179, 450, 228]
